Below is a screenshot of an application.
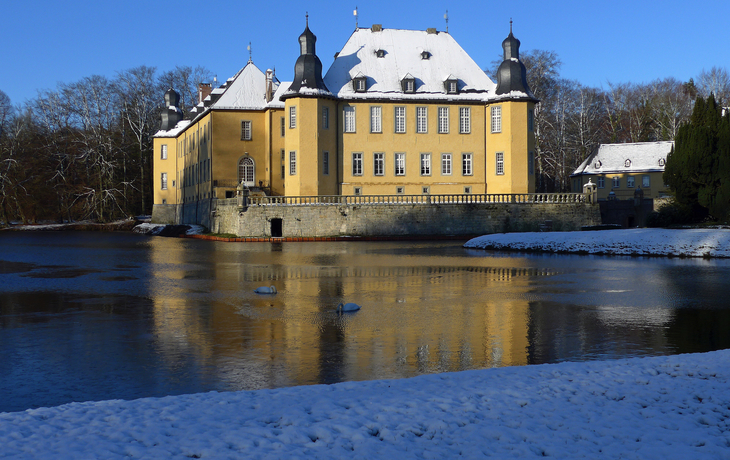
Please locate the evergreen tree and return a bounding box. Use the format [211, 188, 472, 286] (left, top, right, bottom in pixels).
[664, 95, 730, 222]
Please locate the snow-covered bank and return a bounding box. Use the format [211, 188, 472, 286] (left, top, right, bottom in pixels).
[465, 228, 730, 258]
[2, 351, 729, 459]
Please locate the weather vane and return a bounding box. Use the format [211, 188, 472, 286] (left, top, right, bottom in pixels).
[354, 6, 358, 29]
[445, 10, 449, 33]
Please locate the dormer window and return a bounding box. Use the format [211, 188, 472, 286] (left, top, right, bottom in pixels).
[594, 160, 602, 169]
[421, 51, 431, 60]
[444, 76, 458, 94]
[376, 49, 385, 58]
[401, 74, 416, 94]
[658, 158, 666, 166]
[624, 159, 632, 167]
[353, 75, 367, 93]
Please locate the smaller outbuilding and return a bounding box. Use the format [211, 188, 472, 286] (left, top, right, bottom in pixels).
[571, 141, 673, 201]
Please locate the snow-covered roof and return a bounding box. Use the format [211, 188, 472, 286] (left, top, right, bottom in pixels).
[324, 27, 496, 102]
[154, 119, 191, 138]
[211, 62, 277, 110]
[571, 141, 674, 176]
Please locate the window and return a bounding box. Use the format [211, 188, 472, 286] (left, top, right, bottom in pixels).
[528, 108, 534, 132]
[598, 176, 605, 188]
[241, 120, 252, 140]
[376, 49, 385, 58]
[322, 107, 329, 129]
[374, 153, 384, 176]
[416, 107, 428, 133]
[396, 186, 405, 194]
[421, 51, 430, 60]
[445, 78, 458, 94]
[528, 152, 534, 175]
[627, 176, 635, 188]
[352, 152, 363, 176]
[289, 106, 296, 129]
[441, 154, 452, 175]
[496, 152, 504, 175]
[420, 153, 431, 176]
[354, 77, 367, 92]
[438, 107, 449, 134]
[161, 145, 168, 160]
[462, 153, 472, 176]
[402, 78, 415, 93]
[491, 105, 502, 133]
[422, 186, 430, 194]
[239, 157, 254, 185]
[354, 187, 362, 195]
[289, 151, 297, 175]
[459, 107, 471, 134]
[395, 153, 405, 176]
[395, 106, 406, 133]
[612, 176, 620, 188]
[370, 106, 382, 133]
[161, 172, 168, 190]
[281, 117, 285, 136]
[323, 151, 329, 175]
[625, 159, 632, 167]
[344, 106, 356, 133]
[642, 175, 651, 188]
[464, 186, 472, 194]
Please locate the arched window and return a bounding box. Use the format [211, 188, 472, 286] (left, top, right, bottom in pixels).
[239, 157, 255, 186]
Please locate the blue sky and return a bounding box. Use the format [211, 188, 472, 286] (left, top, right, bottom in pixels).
[2, 0, 728, 106]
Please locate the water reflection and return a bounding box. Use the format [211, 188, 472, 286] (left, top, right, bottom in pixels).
[1, 232, 730, 413]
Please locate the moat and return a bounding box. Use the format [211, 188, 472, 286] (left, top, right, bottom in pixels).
[1, 231, 729, 413]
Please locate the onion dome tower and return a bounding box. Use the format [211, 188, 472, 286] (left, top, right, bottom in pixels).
[160, 88, 182, 131]
[495, 21, 535, 100]
[285, 15, 330, 96]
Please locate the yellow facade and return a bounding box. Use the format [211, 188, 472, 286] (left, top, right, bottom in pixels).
[572, 172, 669, 201]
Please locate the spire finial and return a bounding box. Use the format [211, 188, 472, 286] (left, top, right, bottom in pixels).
[306, 12, 309, 27]
[247, 42, 252, 63]
[354, 6, 358, 29]
[444, 10, 449, 33]
[510, 18, 513, 34]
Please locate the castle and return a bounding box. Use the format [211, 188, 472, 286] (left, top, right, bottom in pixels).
[152, 20, 537, 226]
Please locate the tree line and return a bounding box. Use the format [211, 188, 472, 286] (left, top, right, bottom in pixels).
[0, 66, 210, 224]
[0, 55, 728, 224]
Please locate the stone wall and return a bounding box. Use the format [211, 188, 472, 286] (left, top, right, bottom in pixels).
[210, 202, 601, 238]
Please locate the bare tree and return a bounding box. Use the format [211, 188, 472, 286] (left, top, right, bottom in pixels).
[696, 66, 730, 104]
[158, 65, 213, 114]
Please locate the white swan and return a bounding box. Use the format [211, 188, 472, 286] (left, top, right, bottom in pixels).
[337, 302, 361, 313]
[254, 286, 277, 294]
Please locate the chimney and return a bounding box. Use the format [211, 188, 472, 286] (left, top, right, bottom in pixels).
[265, 69, 274, 103]
[371, 24, 382, 32]
[198, 83, 212, 104]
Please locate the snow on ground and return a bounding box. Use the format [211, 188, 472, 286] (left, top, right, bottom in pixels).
[465, 228, 730, 258]
[132, 223, 206, 236]
[1, 351, 729, 459]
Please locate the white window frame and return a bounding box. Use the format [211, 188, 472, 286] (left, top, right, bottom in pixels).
[323, 151, 329, 175]
[352, 152, 363, 176]
[612, 176, 620, 188]
[459, 107, 471, 134]
[289, 106, 296, 129]
[491, 105, 502, 133]
[241, 120, 252, 140]
[160, 144, 168, 160]
[396, 186, 405, 194]
[438, 107, 449, 134]
[354, 187, 362, 195]
[441, 154, 452, 175]
[373, 152, 384, 176]
[370, 106, 382, 133]
[496, 152, 504, 175]
[395, 153, 405, 176]
[627, 176, 635, 188]
[416, 107, 428, 133]
[395, 106, 406, 133]
[642, 175, 651, 188]
[161, 172, 168, 190]
[462, 153, 473, 176]
[420, 153, 431, 176]
[344, 106, 356, 133]
[598, 176, 605, 189]
[289, 151, 297, 175]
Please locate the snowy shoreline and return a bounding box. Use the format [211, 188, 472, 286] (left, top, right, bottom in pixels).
[465, 228, 730, 258]
[1, 350, 728, 459]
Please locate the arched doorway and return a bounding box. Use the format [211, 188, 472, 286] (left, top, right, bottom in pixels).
[238, 157, 255, 187]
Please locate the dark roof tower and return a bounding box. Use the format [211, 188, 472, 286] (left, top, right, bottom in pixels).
[495, 21, 536, 100]
[160, 88, 183, 131]
[284, 14, 330, 97]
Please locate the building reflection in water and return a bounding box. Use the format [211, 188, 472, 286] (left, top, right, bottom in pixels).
[145, 239, 555, 391]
